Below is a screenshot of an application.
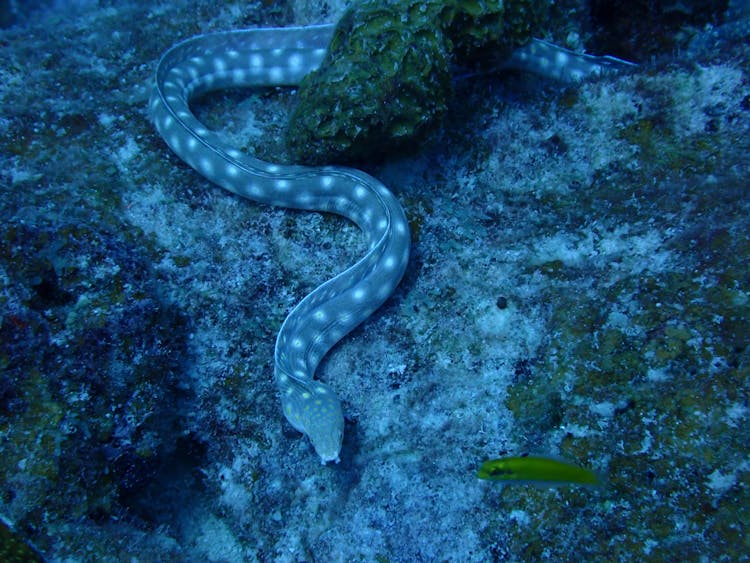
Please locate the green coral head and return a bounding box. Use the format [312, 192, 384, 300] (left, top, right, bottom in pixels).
[285, 0, 546, 165]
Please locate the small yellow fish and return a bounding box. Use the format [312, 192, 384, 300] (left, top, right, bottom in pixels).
[477, 455, 600, 486]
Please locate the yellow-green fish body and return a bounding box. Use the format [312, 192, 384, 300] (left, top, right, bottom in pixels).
[477, 456, 600, 486]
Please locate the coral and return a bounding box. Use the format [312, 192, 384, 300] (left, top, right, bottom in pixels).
[285, 0, 547, 164]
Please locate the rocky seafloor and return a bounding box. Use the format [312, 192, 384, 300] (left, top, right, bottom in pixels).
[1, 0, 748, 560]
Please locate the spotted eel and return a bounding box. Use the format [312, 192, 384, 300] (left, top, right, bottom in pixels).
[150, 24, 409, 464]
[149, 23, 634, 464]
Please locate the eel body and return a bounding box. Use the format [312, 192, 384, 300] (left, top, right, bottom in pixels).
[149, 22, 633, 463]
[150, 24, 410, 463]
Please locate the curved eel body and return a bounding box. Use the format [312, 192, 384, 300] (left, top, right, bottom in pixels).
[149, 23, 634, 464]
[150, 24, 410, 463]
